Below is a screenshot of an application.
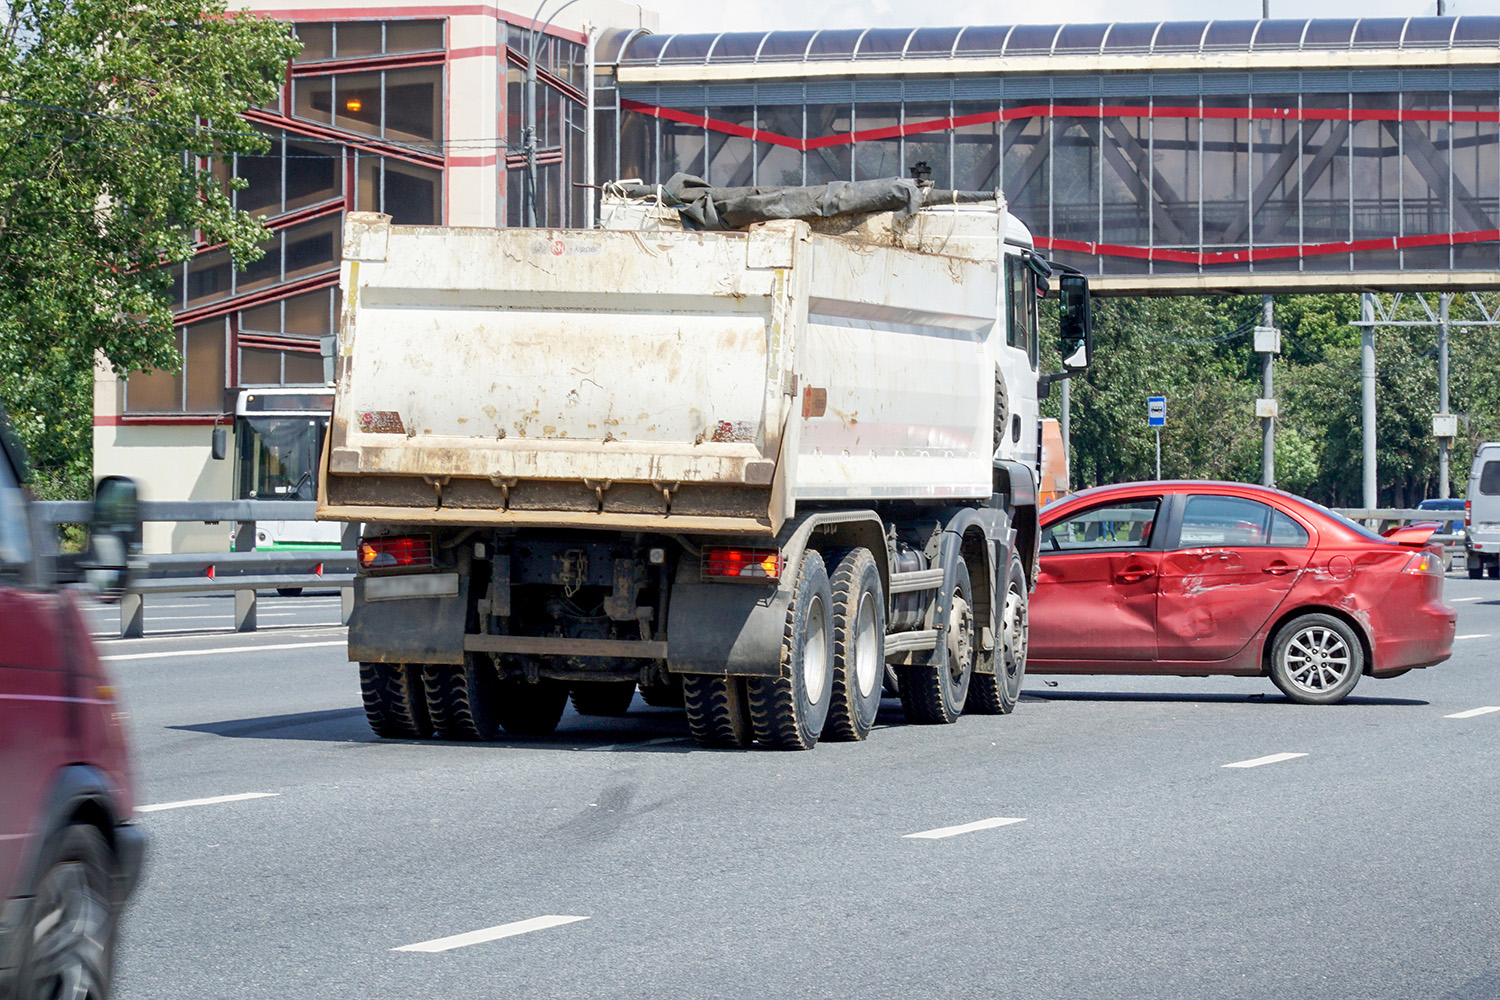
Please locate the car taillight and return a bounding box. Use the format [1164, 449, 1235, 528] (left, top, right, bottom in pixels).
[703, 547, 782, 580]
[358, 535, 434, 570]
[1402, 551, 1444, 576]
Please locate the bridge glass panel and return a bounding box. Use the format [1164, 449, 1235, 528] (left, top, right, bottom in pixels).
[954, 25, 1011, 57]
[904, 26, 964, 58]
[1249, 94, 1305, 273]
[1003, 24, 1059, 56]
[1402, 18, 1457, 47]
[1299, 94, 1354, 251]
[1251, 20, 1309, 49]
[705, 105, 755, 185]
[1050, 105, 1102, 249]
[806, 29, 862, 59]
[1201, 96, 1250, 259]
[1151, 108, 1201, 273]
[756, 106, 805, 186]
[905, 102, 956, 189]
[951, 101, 999, 192]
[1202, 21, 1259, 51]
[1103, 22, 1158, 53]
[1001, 103, 1049, 246]
[1098, 98, 1153, 274]
[806, 104, 853, 183]
[618, 107, 654, 182]
[1152, 21, 1208, 52]
[1302, 20, 1358, 49]
[854, 28, 913, 58]
[661, 106, 706, 178]
[853, 103, 901, 179]
[1350, 93, 1400, 271]
[709, 32, 766, 62]
[756, 31, 818, 61]
[622, 34, 670, 65]
[1402, 90, 1457, 272]
[1053, 23, 1109, 55]
[662, 34, 719, 63]
[1351, 19, 1407, 48]
[1451, 90, 1500, 269]
[1453, 17, 1500, 46]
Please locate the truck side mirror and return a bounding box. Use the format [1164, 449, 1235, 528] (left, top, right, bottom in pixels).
[1058, 273, 1092, 371]
[85, 475, 142, 596]
[211, 425, 227, 461]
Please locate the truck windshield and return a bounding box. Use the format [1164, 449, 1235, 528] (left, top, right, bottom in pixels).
[237, 417, 325, 500]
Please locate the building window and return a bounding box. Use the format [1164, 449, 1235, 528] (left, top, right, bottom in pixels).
[356, 154, 441, 225]
[125, 319, 228, 414]
[293, 65, 444, 146]
[292, 20, 444, 63]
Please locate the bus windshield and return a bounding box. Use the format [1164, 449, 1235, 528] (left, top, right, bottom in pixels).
[237, 416, 325, 501]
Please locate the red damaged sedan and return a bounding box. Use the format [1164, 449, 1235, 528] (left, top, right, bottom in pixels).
[1030, 481, 1456, 704]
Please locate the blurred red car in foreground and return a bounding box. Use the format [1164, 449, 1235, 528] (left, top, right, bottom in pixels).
[1030, 481, 1457, 704]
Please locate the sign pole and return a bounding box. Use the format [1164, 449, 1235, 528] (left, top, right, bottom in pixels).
[1155, 427, 1161, 480]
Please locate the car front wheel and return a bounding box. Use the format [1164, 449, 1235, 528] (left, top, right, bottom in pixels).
[1270, 613, 1363, 705]
[18, 824, 117, 1000]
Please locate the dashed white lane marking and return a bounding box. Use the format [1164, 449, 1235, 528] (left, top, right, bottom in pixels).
[104, 640, 345, 662]
[904, 817, 1027, 840]
[138, 792, 279, 813]
[1446, 706, 1500, 719]
[1449, 597, 1484, 602]
[394, 915, 589, 953]
[1223, 752, 1308, 769]
[1455, 634, 1492, 640]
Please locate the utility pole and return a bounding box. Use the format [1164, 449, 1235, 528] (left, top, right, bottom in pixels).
[1437, 293, 1454, 498]
[1060, 377, 1071, 489]
[1361, 292, 1378, 509]
[1256, 295, 1278, 487]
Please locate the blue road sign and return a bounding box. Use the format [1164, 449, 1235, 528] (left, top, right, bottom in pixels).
[1148, 396, 1166, 427]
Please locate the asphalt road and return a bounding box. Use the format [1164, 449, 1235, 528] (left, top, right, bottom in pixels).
[83, 577, 1500, 1000]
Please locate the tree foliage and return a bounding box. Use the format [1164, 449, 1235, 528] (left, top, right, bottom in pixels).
[0, 0, 297, 495]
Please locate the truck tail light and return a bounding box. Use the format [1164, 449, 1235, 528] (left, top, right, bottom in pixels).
[703, 547, 782, 580]
[359, 536, 434, 570]
[1466, 500, 1471, 527]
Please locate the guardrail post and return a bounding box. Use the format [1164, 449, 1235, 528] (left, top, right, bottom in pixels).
[235, 588, 257, 632]
[341, 584, 354, 625]
[120, 593, 144, 639]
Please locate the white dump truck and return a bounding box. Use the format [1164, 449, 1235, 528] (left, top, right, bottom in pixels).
[318, 177, 1092, 750]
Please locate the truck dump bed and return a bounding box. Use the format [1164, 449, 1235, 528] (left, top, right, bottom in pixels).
[320, 206, 1005, 535]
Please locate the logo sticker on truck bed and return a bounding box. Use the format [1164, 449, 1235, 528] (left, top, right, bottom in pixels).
[357, 410, 406, 434]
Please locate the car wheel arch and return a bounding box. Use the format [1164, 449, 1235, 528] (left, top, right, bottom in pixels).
[14, 765, 122, 898]
[1260, 605, 1375, 677]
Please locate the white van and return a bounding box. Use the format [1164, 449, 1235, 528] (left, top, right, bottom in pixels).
[1465, 442, 1500, 578]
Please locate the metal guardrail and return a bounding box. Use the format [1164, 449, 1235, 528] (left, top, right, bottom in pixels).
[36, 499, 355, 638]
[1334, 507, 1467, 569]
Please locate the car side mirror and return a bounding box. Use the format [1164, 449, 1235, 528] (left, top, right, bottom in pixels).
[211, 425, 227, 461]
[85, 476, 142, 596]
[1058, 273, 1092, 371]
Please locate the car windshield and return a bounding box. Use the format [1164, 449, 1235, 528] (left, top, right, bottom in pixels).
[1299, 498, 1389, 543]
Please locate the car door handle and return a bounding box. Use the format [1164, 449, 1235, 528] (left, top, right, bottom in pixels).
[1263, 563, 1295, 576]
[1116, 567, 1157, 584]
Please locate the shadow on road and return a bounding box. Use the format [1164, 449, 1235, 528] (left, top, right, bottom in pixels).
[1022, 690, 1429, 707]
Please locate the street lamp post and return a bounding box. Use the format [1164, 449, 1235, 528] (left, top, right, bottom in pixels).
[523, 0, 583, 228]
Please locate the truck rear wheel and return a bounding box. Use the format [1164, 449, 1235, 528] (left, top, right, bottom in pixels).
[682, 675, 754, 748]
[570, 682, 637, 717]
[823, 548, 885, 742]
[748, 549, 834, 750]
[898, 560, 974, 725]
[359, 661, 430, 739]
[493, 670, 570, 736]
[424, 655, 501, 740]
[968, 553, 1027, 715]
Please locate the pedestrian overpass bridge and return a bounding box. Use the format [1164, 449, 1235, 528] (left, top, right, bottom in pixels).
[598, 15, 1500, 295]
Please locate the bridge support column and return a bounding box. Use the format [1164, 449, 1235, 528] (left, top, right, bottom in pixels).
[1361, 293, 1378, 509]
[1438, 293, 1451, 499]
[1261, 295, 1275, 487]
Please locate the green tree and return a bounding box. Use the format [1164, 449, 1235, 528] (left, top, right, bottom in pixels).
[0, 0, 298, 496]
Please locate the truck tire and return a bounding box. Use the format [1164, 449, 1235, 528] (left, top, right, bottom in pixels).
[16, 824, 117, 1000]
[748, 549, 834, 750]
[682, 675, 754, 748]
[493, 674, 570, 736]
[823, 548, 885, 742]
[570, 682, 637, 717]
[359, 661, 431, 739]
[898, 560, 974, 724]
[1489, 560, 1499, 580]
[1468, 558, 1483, 580]
[968, 553, 1027, 715]
[424, 655, 501, 740]
[639, 676, 685, 707]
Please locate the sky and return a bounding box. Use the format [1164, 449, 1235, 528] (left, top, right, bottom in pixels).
[641, 0, 1500, 35]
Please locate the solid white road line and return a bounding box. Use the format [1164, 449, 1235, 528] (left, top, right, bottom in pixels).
[138, 792, 279, 813]
[903, 817, 1027, 840]
[393, 916, 589, 953]
[1446, 706, 1500, 719]
[1449, 597, 1483, 603]
[1223, 752, 1308, 769]
[1455, 634, 1492, 640]
[104, 640, 346, 662]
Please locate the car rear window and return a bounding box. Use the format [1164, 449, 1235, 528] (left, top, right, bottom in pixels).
[1481, 460, 1500, 495]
